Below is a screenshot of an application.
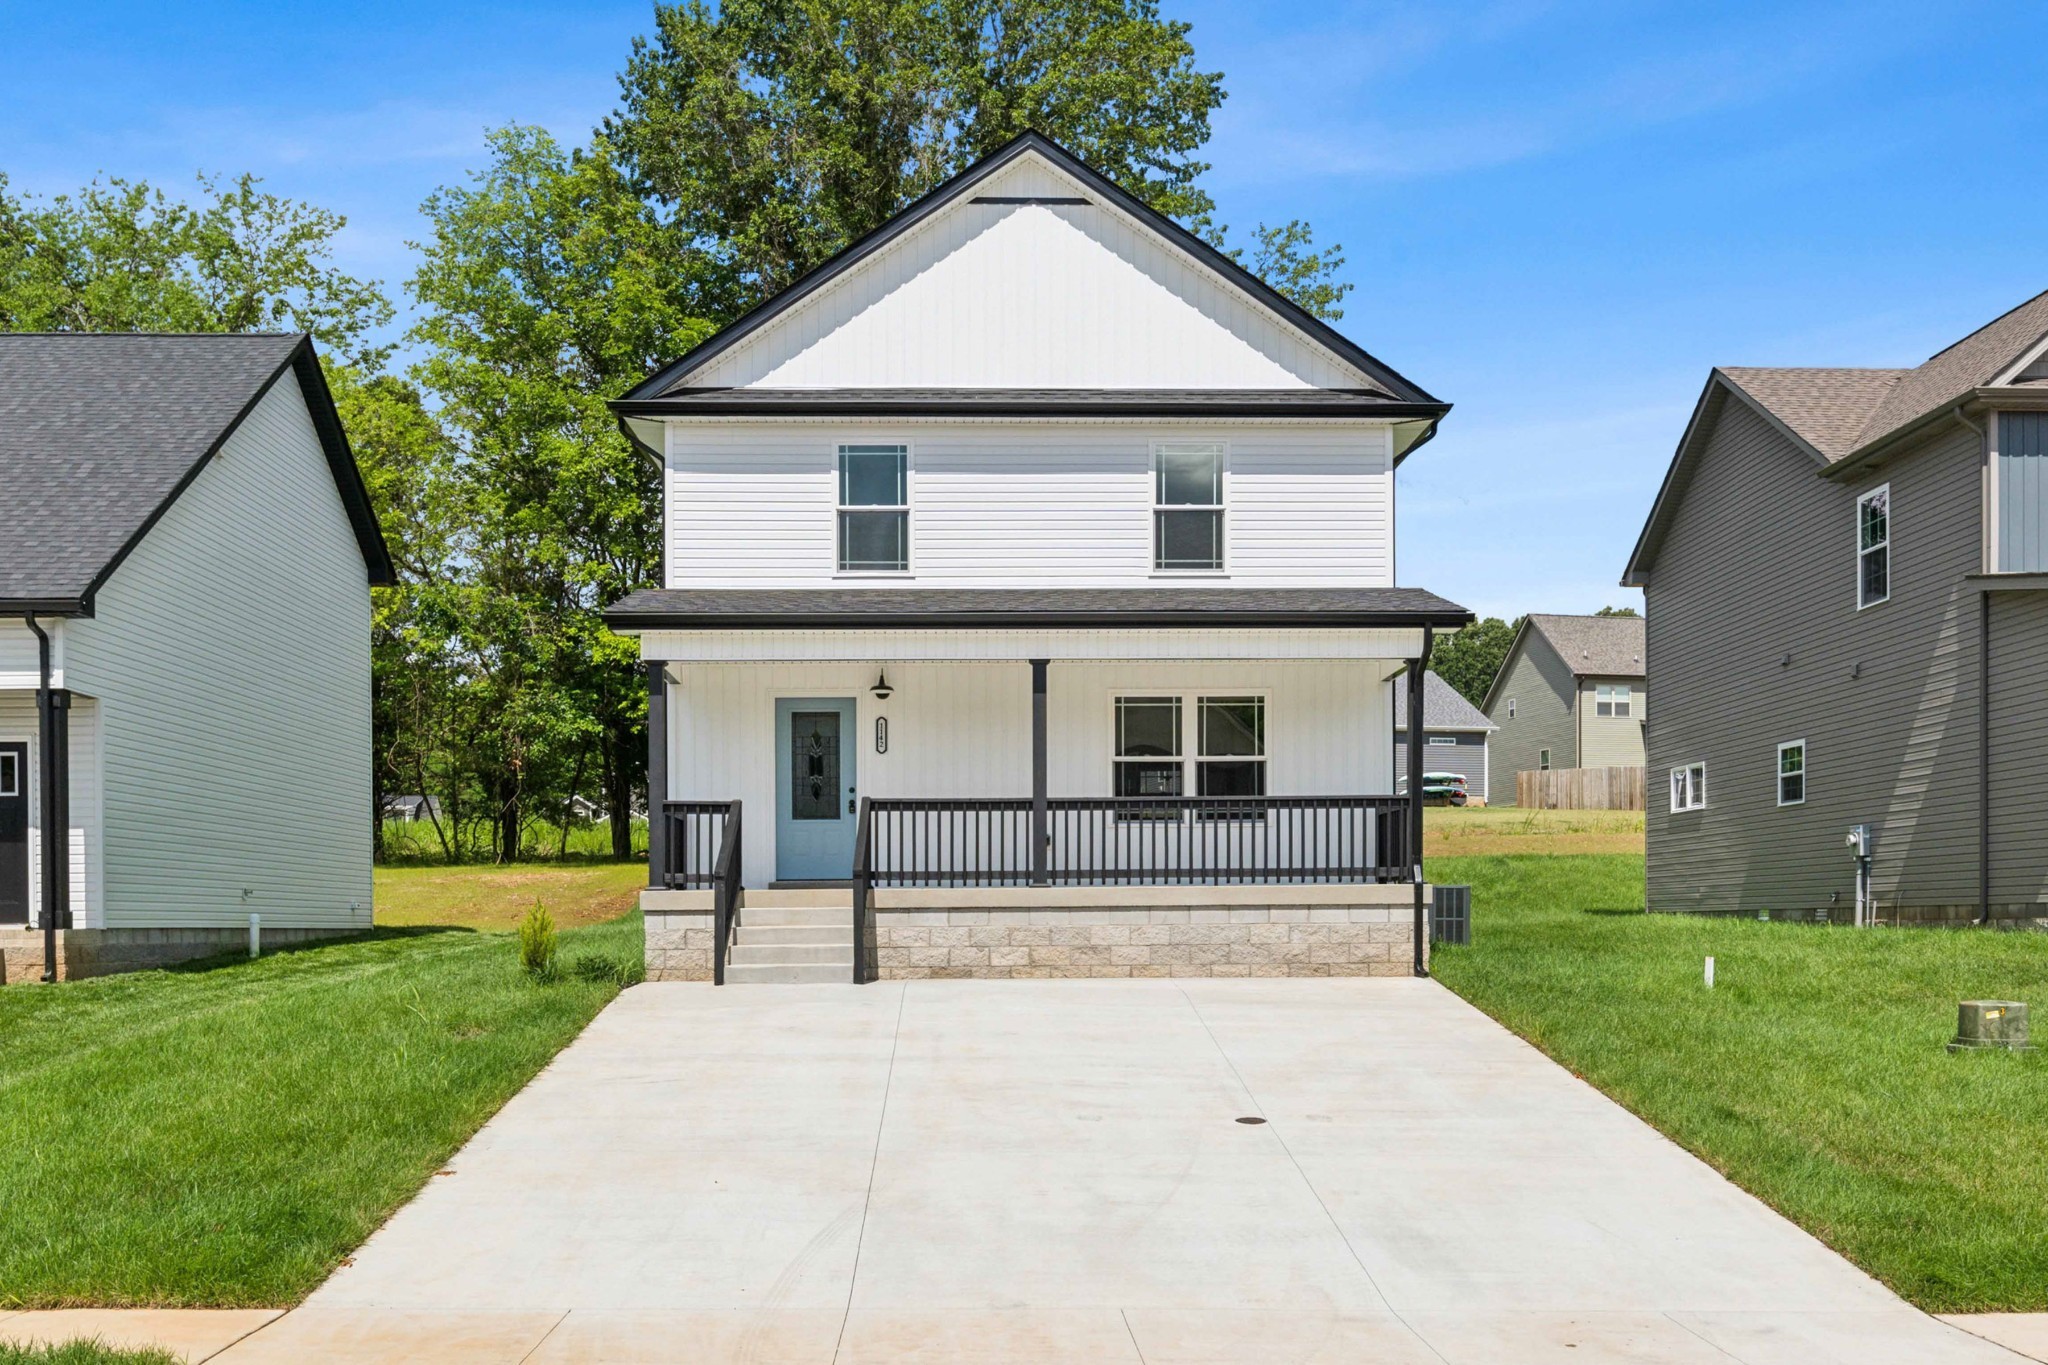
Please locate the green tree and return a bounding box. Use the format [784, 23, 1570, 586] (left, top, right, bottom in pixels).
[1595, 605, 1640, 617]
[1432, 616, 1523, 708]
[0, 171, 393, 368]
[607, 0, 1348, 315]
[409, 127, 721, 859]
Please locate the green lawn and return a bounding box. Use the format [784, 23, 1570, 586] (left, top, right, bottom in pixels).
[1428, 853, 2048, 1313]
[0, 913, 642, 1309]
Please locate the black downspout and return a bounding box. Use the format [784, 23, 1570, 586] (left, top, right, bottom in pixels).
[1030, 659, 1049, 887]
[23, 616, 63, 981]
[1979, 589, 1991, 925]
[1409, 628, 1434, 976]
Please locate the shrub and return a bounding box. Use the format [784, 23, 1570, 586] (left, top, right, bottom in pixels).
[517, 901, 558, 982]
[568, 951, 645, 988]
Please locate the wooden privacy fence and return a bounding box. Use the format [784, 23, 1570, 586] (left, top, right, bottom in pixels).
[1517, 765, 1645, 811]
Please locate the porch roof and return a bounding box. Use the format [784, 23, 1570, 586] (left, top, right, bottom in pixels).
[605, 587, 1472, 633]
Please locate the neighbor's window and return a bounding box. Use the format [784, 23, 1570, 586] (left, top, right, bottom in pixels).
[1538, 748, 1552, 770]
[1595, 683, 1633, 718]
[1197, 696, 1266, 800]
[1857, 484, 1889, 608]
[1427, 734, 1459, 747]
[1154, 442, 1224, 571]
[1506, 698, 1516, 719]
[1777, 740, 1806, 806]
[1671, 762, 1707, 812]
[1114, 696, 1183, 802]
[838, 444, 909, 572]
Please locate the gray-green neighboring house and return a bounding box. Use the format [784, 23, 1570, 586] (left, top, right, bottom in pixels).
[1479, 614, 1646, 805]
[1624, 287, 2048, 921]
[1393, 670, 1498, 802]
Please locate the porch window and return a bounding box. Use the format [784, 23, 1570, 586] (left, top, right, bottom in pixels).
[1197, 696, 1266, 799]
[1154, 442, 1224, 571]
[1856, 484, 1889, 608]
[1114, 696, 1183, 801]
[1595, 683, 1632, 718]
[839, 444, 909, 572]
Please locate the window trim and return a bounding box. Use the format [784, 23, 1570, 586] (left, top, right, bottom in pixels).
[1151, 440, 1228, 575]
[1776, 739, 1806, 807]
[1856, 483, 1890, 609]
[1594, 683, 1633, 719]
[835, 440, 913, 576]
[1671, 761, 1707, 812]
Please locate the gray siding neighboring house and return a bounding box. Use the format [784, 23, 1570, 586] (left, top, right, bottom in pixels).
[1625, 287, 2048, 921]
[1480, 615, 1646, 804]
[1393, 669, 1498, 802]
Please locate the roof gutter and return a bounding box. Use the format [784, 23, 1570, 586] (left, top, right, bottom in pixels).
[604, 607, 1475, 633]
[609, 396, 1452, 422]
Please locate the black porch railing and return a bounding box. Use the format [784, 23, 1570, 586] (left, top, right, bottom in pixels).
[663, 800, 743, 984]
[851, 794, 1412, 982]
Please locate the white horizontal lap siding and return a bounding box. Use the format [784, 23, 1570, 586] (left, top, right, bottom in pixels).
[688, 156, 1357, 391]
[666, 421, 1394, 589]
[0, 691, 98, 924]
[666, 660, 1394, 886]
[59, 372, 374, 930]
[643, 627, 1425, 663]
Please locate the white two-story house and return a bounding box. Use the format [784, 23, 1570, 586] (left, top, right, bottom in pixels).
[604, 134, 1470, 983]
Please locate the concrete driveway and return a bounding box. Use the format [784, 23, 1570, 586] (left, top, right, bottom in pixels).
[223, 979, 2024, 1363]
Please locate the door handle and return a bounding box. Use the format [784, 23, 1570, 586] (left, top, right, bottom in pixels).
[848, 798, 856, 814]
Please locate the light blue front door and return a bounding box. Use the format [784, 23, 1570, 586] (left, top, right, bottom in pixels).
[775, 698, 859, 881]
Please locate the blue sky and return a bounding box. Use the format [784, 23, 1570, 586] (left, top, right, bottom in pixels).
[5, 1, 2045, 620]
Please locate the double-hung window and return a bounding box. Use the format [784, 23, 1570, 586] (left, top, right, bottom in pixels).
[1197, 696, 1266, 799]
[1671, 762, 1706, 812]
[1154, 442, 1225, 572]
[1114, 696, 1183, 801]
[1595, 683, 1632, 718]
[1856, 485, 1889, 607]
[1776, 741, 1806, 806]
[838, 444, 908, 572]
[1113, 693, 1266, 815]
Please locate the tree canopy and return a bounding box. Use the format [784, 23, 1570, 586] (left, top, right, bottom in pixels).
[1432, 616, 1523, 708]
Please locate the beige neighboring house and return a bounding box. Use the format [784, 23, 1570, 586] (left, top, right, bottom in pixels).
[1480, 614, 1646, 803]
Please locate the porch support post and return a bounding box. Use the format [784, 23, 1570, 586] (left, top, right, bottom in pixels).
[1408, 629, 1434, 976]
[646, 660, 667, 889]
[1031, 658, 1049, 886]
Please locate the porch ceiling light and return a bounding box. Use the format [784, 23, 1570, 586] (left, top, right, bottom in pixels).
[871, 670, 894, 701]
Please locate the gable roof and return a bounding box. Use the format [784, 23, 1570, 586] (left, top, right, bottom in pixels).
[1393, 669, 1497, 732]
[1626, 288, 2048, 584]
[616, 132, 1447, 446]
[1480, 614, 1643, 713]
[0, 333, 394, 615]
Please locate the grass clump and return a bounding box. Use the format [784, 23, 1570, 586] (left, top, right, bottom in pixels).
[517, 901, 558, 981]
[0, 1343, 180, 1365]
[568, 950, 645, 988]
[0, 912, 642, 1307]
[1428, 852, 2048, 1312]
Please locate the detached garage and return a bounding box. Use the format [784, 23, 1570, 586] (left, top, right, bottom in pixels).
[1393, 669, 1497, 804]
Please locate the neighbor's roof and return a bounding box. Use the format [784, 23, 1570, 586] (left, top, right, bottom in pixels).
[605, 587, 1473, 631]
[1626, 288, 2048, 584]
[615, 131, 1448, 449]
[1393, 670, 1497, 732]
[1525, 614, 1645, 678]
[0, 333, 393, 614]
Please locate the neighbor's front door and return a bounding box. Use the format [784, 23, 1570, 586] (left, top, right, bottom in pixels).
[775, 698, 859, 882]
[0, 743, 27, 924]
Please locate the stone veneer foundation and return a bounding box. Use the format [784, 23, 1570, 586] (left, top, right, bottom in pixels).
[0, 926, 355, 983]
[641, 885, 1424, 982]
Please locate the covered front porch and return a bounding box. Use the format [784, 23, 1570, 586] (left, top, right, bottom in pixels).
[607, 589, 1471, 984]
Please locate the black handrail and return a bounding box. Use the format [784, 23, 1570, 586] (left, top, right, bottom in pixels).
[851, 796, 875, 984]
[663, 800, 743, 985]
[861, 794, 1408, 889]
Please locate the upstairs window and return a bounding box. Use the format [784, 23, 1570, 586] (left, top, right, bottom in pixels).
[1671, 762, 1706, 812]
[1595, 683, 1633, 718]
[1154, 442, 1224, 572]
[1506, 698, 1516, 719]
[838, 444, 908, 572]
[1857, 485, 1889, 608]
[1777, 741, 1806, 806]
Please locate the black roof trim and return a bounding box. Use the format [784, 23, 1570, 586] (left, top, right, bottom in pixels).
[604, 587, 1472, 633]
[619, 131, 1445, 412]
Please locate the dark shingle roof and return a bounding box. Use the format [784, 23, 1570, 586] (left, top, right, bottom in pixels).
[1393, 669, 1496, 731]
[1526, 614, 1645, 678]
[1854, 289, 2048, 445]
[1717, 367, 1909, 462]
[0, 333, 392, 612]
[606, 587, 1472, 630]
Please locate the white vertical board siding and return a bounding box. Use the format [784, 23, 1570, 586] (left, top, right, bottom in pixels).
[666, 659, 1394, 886]
[666, 421, 1394, 589]
[59, 372, 374, 930]
[0, 692, 99, 925]
[0, 624, 64, 690]
[686, 155, 1364, 391]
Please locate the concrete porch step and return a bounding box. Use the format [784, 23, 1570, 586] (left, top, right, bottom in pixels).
[726, 961, 854, 985]
[739, 924, 854, 947]
[744, 889, 852, 908]
[730, 943, 853, 967]
[739, 904, 851, 927]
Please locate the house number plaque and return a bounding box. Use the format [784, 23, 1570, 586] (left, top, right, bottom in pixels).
[875, 717, 889, 753]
